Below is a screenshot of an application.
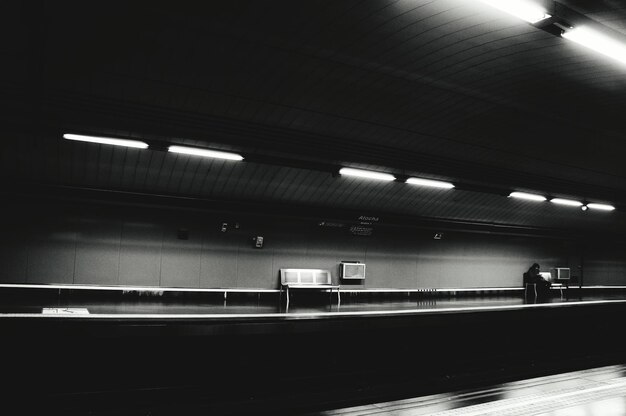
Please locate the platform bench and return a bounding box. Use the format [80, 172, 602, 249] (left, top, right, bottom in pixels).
[279, 269, 340, 308]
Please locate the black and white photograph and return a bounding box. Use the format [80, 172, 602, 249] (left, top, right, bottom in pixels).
[2, 1, 626, 415]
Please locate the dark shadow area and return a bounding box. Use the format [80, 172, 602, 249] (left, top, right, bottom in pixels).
[3, 300, 626, 415]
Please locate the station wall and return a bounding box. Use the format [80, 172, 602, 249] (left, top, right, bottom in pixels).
[0, 202, 613, 288]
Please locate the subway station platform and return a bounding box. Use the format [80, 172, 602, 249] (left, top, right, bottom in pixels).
[2, 283, 626, 315]
[2, 284, 626, 415]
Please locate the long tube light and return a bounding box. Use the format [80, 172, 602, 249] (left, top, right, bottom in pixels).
[562, 26, 626, 66]
[338, 168, 395, 182]
[587, 203, 616, 211]
[550, 198, 582, 207]
[478, 0, 551, 24]
[406, 177, 454, 189]
[168, 145, 244, 161]
[509, 192, 546, 201]
[63, 134, 148, 149]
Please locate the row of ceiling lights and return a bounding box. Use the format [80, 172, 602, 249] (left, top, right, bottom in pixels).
[63, 2, 623, 214]
[473, 0, 623, 212]
[338, 168, 614, 212]
[63, 134, 616, 212]
[480, 0, 626, 65]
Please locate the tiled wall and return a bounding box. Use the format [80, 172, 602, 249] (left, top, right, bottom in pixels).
[0, 205, 593, 288]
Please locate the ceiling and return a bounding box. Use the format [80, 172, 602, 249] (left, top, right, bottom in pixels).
[2, 0, 626, 235]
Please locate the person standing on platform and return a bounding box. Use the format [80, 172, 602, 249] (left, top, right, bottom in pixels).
[524, 263, 551, 297]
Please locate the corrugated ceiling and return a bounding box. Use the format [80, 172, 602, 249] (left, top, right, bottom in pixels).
[2, 0, 626, 234]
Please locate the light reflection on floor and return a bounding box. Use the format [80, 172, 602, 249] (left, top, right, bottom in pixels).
[538, 397, 626, 416]
[305, 365, 626, 416]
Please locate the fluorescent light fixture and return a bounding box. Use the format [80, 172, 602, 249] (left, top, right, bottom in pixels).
[338, 168, 395, 182]
[562, 26, 626, 66]
[550, 198, 583, 207]
[63, 134, 148, 149]
[168, 145, 244, 161]
[479, 0, 551, 24]
[587, 203, 616, 211]
[406, 177, 454, 189]
[509, 192, 547, 201]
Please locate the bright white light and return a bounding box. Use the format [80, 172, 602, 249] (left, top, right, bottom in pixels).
[562, 26, 626, 66]
[587, 203, 616, 211]
[168, 145, 244, 161]
[509, 192, 546, 201]
[479, 0, 551, 24]
[338, 168, 396, 182]
[406, 177, 454, 189]
[551, 198, 583, 207]
[63, 134, 148, 149]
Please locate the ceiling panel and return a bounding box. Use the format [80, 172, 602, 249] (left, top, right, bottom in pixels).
[2, 0, 626, 235]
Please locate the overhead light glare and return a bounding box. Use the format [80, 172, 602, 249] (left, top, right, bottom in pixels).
[509, 192, 546, 201]
[168, 145, 244, 161]
[406, 177, 455, 189]
[63, 134, 148, 149]
[550, 198, 582, 207]
[562, 26, 626, 66]
[479, 0, 551, 24]
[338, 168, 395, 182]
[587, 203, 616, 211]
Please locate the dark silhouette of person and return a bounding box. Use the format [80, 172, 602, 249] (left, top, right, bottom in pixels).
[524, 263, 551, 297]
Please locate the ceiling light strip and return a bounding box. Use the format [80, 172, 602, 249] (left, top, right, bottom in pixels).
[478, 0, 551, 24]
[509, 192, 546, 201]
[168, 145, 244, 161]
[550, 198, 582, 207]
[562, 26, 626, 66]
[63, 134, 149, 149]
[339, 168, 395, 182]
[587, 203, 616, 211]
[406, 177, 454, 189]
